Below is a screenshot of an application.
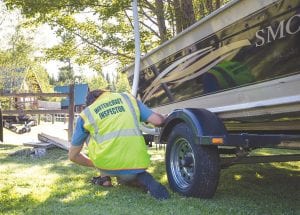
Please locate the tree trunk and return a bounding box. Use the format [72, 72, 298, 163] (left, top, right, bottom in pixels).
[166, 0, 176, 36]
[206, 0, 213, 13]
[215, 0, 223, 9]
[155, 0, 168, 43]
[181, 0, 196, 30]
[173, 0, 183, 34]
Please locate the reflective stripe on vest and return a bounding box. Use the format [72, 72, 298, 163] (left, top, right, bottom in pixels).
[120, 93, 142, 136]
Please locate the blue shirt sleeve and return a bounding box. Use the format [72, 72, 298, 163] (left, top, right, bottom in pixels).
[137, 100, 153, 122]
[71, 116, 89, 146]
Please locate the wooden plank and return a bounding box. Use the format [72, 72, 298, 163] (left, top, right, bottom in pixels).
[38, 133, 70, 150]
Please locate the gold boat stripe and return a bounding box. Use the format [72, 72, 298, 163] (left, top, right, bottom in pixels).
[161, 39, 251, 83]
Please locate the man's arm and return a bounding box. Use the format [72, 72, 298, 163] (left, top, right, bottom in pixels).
[137, 100, 166, 126]
[69, 116, 94, 167]
[68, 145, 95, 167]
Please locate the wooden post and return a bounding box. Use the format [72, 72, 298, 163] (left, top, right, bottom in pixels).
[68, 84, 75, 142]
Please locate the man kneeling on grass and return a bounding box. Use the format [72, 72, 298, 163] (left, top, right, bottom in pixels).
[68, 89, 170, 200]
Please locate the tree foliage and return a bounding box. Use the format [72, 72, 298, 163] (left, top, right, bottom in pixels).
[3, 0, 230, 92]
[115, 72, 131, 93]
[0, 26, 51, 92]
[57, 65, 74, 85]
[87, 74, 109, 91]
[0, 24, 52, 108]
[4, 0, 230, 64]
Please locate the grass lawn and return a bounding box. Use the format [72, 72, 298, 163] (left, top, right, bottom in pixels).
[0, 144, 299, 215]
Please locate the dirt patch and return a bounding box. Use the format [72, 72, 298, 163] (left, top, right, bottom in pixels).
[2, 122, 69, 145]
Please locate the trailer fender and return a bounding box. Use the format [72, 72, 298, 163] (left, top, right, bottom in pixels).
[160, 108, 227, 145]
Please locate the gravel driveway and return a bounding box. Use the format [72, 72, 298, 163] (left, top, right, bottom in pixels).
[1, 122, 69, 145]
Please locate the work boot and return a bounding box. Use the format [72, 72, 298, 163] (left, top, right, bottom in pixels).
[136, 172, 170, 200]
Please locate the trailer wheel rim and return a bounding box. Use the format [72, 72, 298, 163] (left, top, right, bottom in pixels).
[170, 137, 195, 190]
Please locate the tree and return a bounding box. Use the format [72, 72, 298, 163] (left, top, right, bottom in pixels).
[57, 65, 74, 85]
[0, 23, 52, 108]
[25, 64, 52, 93]
[195, 0, 228, 18]
[172, 0, 196, 33]
[115, 72, 131, 93]
[0, 25, 38, 93]
[87, 74, 109, 91]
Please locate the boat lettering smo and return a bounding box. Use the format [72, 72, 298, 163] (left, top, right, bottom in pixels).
[255, 13, 300, 47]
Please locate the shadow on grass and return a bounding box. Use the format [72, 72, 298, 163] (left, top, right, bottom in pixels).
[215, 162, 299, 212]
[32, 161, 300, 214]
[1, 146, 299, 214]
[219, 162, 300, 194]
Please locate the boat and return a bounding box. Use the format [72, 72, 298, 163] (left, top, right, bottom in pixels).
[126, 0, 300, 133]
[124, 0, 300, 198]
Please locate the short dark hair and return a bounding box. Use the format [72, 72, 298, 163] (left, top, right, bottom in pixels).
[86, 89, 107, 106]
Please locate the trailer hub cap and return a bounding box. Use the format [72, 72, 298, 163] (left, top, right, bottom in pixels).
[170, 137, 195, 189]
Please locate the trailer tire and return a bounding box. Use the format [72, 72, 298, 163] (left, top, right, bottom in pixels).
[166, 122, 220, 198]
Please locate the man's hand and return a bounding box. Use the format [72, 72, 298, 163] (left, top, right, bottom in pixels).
[147, 112, 166, 126]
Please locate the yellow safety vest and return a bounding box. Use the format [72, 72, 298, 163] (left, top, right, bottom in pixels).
[80, 92, 150, 171]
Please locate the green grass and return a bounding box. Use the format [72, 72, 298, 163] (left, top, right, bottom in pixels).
[0, 144, 299, 215]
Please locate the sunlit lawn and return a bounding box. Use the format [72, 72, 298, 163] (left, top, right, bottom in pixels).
[0, 144, 299, 215]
